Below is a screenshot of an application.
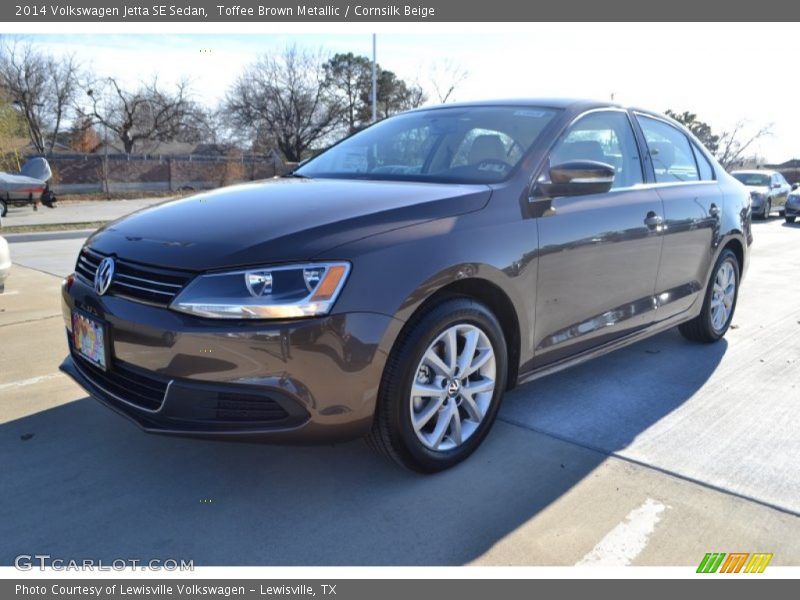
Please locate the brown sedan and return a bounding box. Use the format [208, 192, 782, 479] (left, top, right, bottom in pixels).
[61, 99, 751, 471]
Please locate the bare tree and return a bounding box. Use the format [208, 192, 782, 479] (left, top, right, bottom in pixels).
[715, 120, 773, 170]
[82, 76, 202, 154]
[0, 41, 81, 154]
[427, 59, 468, 104]
[225, 46, 343, 162]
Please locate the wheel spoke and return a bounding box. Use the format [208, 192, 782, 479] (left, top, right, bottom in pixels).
[463, 349, 492, 377]
[443, 328, 458, 375]
[429, 402, 456, 449]
[464, 378, 494, 396]
[411, 381, 445, 398]
[423, 349, 450, 377]
[722, 295, 733, 310]
[460, 393, 483, 422]
[449, 405, 463, 446]
[456, 329, 479, 376]
[413, 396, 445, 431]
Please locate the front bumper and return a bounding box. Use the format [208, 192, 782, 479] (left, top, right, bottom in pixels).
[785, 202, 800, 217]
[750, 196, 767, 211]
[61, 275, 402, 443]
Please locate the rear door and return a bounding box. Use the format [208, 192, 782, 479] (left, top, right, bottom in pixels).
[634, 114, 722, 321]
[532, 109, 664, 366]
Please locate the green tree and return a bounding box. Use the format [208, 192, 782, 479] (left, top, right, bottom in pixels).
[0, 91, 25, 170]
[357, 68, 426, 124]
[323, 53, 371, 133]
[665, 110, 719, 154]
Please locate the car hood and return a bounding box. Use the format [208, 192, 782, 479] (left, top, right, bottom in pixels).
[87, 178, 492, 271]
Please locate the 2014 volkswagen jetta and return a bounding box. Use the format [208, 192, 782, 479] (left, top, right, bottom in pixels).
[61, 99, 751, 472]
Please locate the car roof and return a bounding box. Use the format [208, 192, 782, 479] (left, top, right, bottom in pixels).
[409, 98, 618, 112]
[407, 99, 677, 124]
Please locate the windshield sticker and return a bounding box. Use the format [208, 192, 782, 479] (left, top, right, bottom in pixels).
[513, 110, 547, 118]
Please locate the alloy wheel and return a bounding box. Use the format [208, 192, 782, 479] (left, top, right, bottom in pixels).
[409, 324, 497, 451]
[710, 260, 736, 332]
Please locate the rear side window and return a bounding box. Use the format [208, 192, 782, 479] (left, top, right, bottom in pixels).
[691, 144, 715, 181]
[636, 115, 700, 183]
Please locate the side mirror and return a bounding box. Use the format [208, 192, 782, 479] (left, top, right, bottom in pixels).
[536, 160, 615, 199]
[771, 182, 782, 189]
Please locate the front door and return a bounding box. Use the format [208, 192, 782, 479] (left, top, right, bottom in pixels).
[532, 110, 664, 367]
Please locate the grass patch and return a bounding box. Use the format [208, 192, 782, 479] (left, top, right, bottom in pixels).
[1, 221, 107, 234]
[56, 191, 182, 203]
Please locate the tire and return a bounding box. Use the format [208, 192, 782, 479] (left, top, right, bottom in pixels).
[0, 199, 7, 218]
[762, 199, 771, 219]
[679, 249, 740, 343]
[41, 190, 56, 208]
[787, 216, 797, 224]
[366, 297, 508, 473]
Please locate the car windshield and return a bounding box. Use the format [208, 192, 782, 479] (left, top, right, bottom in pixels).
[295, 106, 561, 184]
[733, 173, 770, 186]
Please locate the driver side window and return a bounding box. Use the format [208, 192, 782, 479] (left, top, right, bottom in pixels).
[549, 111, 644, 189]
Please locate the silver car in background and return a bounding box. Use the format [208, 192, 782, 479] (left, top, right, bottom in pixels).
[732, 169, 791, 220]
[785, 187, 800, 223]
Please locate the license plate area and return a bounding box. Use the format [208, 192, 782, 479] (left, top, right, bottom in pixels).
[71, 310, 110, 371]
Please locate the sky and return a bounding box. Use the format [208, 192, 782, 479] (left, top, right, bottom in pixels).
[11, 25, 800, 162]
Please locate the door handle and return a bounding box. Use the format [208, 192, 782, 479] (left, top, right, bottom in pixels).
[644, 212, 663, 229]
[709, 203, 720, 217]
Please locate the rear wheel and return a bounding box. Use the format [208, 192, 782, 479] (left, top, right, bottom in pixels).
[787, 216, 797, 224]
[367, 298, 507, 473]
[679, 249, 740, 343]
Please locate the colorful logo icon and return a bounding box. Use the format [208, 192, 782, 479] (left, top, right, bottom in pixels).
[697, 552, 773, 573]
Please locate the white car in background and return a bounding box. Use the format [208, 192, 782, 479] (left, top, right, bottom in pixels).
[0, 235, 10, 292]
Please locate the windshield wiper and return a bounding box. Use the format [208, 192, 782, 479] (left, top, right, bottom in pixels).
[282, 171, 311, 179]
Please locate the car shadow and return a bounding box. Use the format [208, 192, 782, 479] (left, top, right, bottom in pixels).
[0, 327, 725, 566]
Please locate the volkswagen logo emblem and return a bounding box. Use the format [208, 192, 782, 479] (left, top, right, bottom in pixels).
[94, 257, 115, 296]
[447, 379, 461, 397]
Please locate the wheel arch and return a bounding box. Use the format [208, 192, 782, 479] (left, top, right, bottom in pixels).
[395, 276, 522, 390]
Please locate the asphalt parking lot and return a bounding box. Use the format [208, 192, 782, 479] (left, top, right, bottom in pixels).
[1, 216, 799, 566]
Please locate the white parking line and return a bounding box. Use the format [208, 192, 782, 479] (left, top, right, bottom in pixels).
[0, 373, 61, 391]
[576, 498, 668, 566]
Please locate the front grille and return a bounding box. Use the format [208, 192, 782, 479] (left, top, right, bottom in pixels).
[213, 392, 290, 422]
[75, 248, 192, 306]
[72, 351, 169, 411]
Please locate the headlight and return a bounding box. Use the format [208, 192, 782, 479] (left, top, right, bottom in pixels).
[170, 262, 350, 319]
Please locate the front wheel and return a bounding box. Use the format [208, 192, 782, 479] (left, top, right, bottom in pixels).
[787, 216, 797, 224]
[679, 249, 740, 343]
[367, 298, 507, 472]
[762, 199, 771, 219]
[0, 198, 7, 218]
